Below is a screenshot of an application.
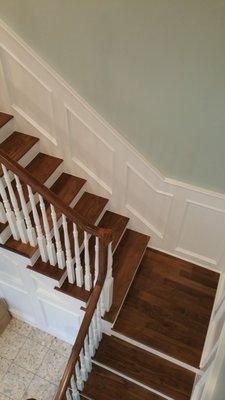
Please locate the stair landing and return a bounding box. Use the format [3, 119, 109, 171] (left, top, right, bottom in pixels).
[113, 248, 219, 368]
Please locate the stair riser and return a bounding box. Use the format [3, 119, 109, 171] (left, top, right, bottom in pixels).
[0, 118, 14, 143]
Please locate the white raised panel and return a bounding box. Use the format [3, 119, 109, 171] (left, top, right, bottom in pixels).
[38, 297, 80, 343]
[0, 281, 32, 319]
[1, 48, 56, 144]
[125, 164, 173, 238]
[66, 107, 114, 194]
[176, 201, 225, 265]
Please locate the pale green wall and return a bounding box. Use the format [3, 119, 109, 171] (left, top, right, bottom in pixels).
[0, 0, 225, 193]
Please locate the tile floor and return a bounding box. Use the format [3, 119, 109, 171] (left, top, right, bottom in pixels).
[0, 317, 72, 400]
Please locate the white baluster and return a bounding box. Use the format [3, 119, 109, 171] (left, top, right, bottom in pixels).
[73, 223, 83, 287]
[84, 336, 92, 372]
[0, 200, 7, 223]
[70, 375, 80, 400]
[88, 325, 95, 357]
[100, 289, 106, 318]
[104, 242, 114, 312]
[96, 301, 103, 342]
[84, 231, 92, 291]
[79, 348, 88, 381]
[0, 176, 19, 239]
[66, 388, 73, 400]
[62, 214, 75, 283]
[75, 362, 84, 391]
[93, 310, 100, 348]
[2, 165, 27, 243]
[94, 237, 99, 285]
[28, 185, 48, 262]
[14, 175, 37, 246]
[39, 195, 56, 266]
[50, 205, 65, 269]
[91, 318, 98, 350]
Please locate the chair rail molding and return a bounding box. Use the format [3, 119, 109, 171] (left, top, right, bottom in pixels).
[1, 18, 225, 272]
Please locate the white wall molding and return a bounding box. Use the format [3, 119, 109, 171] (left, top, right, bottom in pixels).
[1, 19, 225, 272]
[0, 247, 83, 344]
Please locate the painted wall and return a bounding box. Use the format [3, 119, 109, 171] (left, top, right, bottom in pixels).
[0, 0, 225, 194]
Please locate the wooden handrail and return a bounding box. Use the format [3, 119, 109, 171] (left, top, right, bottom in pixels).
[0, 149, 112, 243]
[54, 239, 108, 400]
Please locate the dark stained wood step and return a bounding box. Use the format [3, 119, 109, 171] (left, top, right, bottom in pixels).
[26, 152, 63, 183]
[0, 131, 39, 164]
[56, 210, 128, 302]
[113, 248, 219, 368]
[0, 112, 13, 129]
[94, 334, 195, 400]
[81, 363, 161, 400]
[50, 173, 86, 206]
[27, 257, 66, 283]
[104, 229, 150, 323]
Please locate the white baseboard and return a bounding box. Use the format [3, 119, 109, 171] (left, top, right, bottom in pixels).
[1, 19, 225, 272]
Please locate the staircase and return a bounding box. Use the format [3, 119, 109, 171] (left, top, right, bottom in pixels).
[0, 111, 220, 400]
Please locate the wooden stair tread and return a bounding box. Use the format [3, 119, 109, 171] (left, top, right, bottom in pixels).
[73, 191, 108, 221]
[27, 257, 66, 282]
[26, 152, 63, 183]
[113, 248, 219, 368]
[82, 363, 161, 400]
[0, 112, 13, 128]
[94, 334, 195, 400]
[56, 210, 127, 302]
[104, 229, 150, 323]
[50, 173, 86, 205]
[0, 131, 39, 164]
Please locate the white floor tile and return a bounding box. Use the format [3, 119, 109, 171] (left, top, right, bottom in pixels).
[7, 318, 33, 337]
[37, 349, 68, 384]
[29, 326, 54, 347]
[50, 337, 72, 358]
[22, 375, 57, 400]
[0, 357, 11, 380]
[0, 363, 34, 400]
[15, 338, 48, 373]
[0, 329, 26, 360]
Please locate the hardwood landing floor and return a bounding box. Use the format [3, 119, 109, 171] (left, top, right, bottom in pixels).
[113, 249, 219, 367]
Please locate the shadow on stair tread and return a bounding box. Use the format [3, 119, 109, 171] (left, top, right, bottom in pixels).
[81, 363, 162, 400]
[104, 229, 150, 323]
[94, 334, 195, 400]
[0, 112, 13, 128]
[56, 210, 129, 301]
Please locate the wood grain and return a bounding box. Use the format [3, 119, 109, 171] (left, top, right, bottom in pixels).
[113, 248, 219, 367]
